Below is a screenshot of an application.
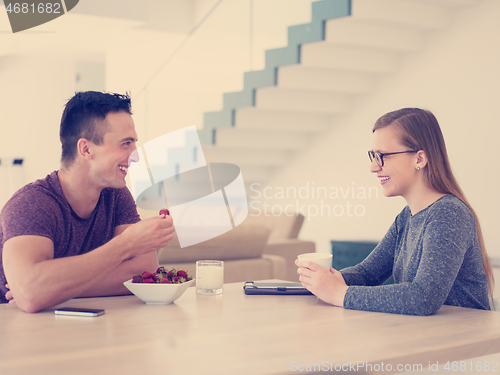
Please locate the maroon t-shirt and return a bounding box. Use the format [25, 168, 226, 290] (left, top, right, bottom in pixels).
[0, 171, 140, 303]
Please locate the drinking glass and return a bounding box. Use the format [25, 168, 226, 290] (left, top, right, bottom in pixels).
[196, 260, 224, 295]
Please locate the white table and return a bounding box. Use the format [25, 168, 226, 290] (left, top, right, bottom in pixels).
[2, 281, 500, 375]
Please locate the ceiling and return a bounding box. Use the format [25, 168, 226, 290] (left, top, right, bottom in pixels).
[0, 0, 218, 58]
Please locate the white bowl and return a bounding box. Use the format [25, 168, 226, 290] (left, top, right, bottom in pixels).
[123, 279, 195, 305]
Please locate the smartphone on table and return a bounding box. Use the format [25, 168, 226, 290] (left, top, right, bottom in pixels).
[54, 307, 105, 317]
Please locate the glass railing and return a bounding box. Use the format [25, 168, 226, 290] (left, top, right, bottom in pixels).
[129, 0, 317, 145]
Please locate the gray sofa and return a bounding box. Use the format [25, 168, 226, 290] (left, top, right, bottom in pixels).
[156, 212, 315, 283]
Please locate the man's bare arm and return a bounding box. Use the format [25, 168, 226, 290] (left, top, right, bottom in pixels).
[76, 223, 160, 298]
[3, 216, 173, 313]
[76, 251, 159, 298]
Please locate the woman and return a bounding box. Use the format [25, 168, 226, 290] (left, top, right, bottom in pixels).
[296, 108, 493, 316]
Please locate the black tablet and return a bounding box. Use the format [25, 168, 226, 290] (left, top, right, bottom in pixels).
[243, 281, 313, 295]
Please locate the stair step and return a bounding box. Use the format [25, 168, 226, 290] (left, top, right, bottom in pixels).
[196, 0, 485, 185]
[277, 65, 375, 94]
[214, 127, 311, 150]
[255, 87, 352, 114]
[324, 19, 425, 52]
[300, 42, 400, 74]
[203, 146, 292, 167]
[235, 107, 331, 133]
[351, 0, 451, 30]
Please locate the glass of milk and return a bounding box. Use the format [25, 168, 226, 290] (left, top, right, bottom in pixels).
[196, 260, 224, 295]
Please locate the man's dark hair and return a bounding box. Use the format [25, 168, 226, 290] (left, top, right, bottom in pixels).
[60, 91, 132, 166]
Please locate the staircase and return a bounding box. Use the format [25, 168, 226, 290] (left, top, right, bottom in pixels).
[199, 0, 482, 185]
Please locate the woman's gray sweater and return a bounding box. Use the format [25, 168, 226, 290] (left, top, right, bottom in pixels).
[341, 195, 490, 316]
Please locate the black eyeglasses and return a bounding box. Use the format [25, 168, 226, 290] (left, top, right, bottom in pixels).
[368, 150, 418, 167]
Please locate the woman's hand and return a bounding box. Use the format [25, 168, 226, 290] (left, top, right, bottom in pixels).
[296, 259, 348, 307]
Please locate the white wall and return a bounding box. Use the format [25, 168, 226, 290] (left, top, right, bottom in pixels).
[261, 0, 500, 257]
[105, 0, 316, 141]
[2, 0, 498, 259]
[0, 56, 75, 207]
[0, 0, 316, 210]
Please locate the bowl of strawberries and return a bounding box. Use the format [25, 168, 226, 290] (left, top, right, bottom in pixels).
[124, 267, 195, 304]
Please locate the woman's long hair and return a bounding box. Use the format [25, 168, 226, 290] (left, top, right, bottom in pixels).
[374, 108, 494, 298]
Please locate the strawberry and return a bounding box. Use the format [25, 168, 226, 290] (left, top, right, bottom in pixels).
[159, 209, 170, 216]
[172, 276, 181, 283]
[132, 268, 192, 283]
[132, 275, 142, 283]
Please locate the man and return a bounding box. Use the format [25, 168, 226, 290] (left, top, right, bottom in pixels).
[0, 91, 174, 313]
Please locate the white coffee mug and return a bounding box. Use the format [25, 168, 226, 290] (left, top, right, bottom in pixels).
[297, 253, 332, 270]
